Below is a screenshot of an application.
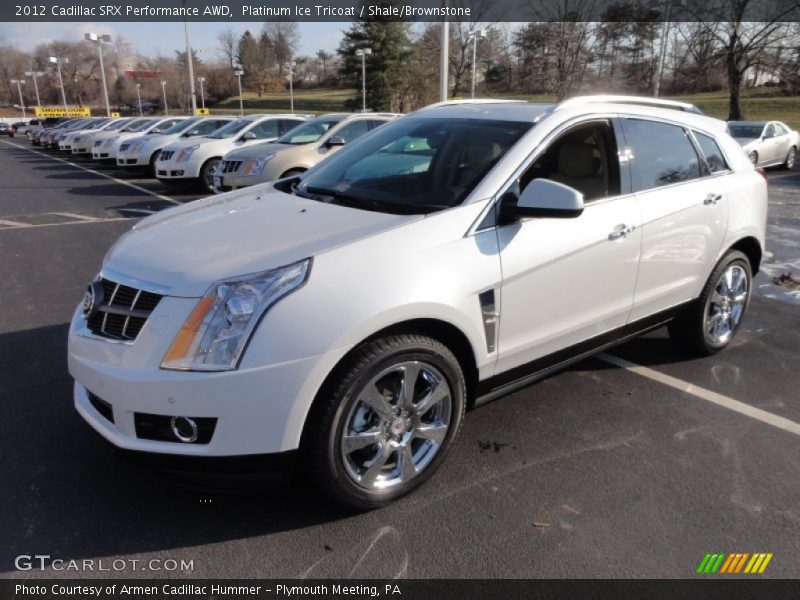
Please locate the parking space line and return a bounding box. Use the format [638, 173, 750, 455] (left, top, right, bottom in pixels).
[52, 212, 100, 221]
[598, 352, 800, 437]
[0, 139, 182, 206]
[0, 218, 28, 228]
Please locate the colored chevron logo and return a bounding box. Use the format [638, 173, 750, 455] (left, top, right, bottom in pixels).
[696, 552, 773, 574]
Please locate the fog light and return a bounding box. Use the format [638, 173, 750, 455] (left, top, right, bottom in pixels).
[170, 416, 198, 443]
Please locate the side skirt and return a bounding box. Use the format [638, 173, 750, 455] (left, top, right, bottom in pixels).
[473, 302, 692, 407]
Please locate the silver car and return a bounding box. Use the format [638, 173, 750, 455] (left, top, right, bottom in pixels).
[727, 120, 799, 169]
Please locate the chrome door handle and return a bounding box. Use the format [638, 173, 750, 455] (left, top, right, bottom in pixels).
[704, 193, 722, 205]
[609, 224, 635, 240]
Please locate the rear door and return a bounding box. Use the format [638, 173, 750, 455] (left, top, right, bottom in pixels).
[620, 118, 729, 321]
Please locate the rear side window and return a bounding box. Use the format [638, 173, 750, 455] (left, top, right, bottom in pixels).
[335, 120, 371, 143]
[624, 119, 701, 192]
[694, 132, 730, 174]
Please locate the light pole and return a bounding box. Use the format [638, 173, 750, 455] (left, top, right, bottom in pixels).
[10, 79, 26, 118]
[24, 70, 44, 108]
[467, 28, 487, 99]
[183, 0, 197, 113]
[234, 64, 244, 116]
[355, 48, 372, 111]
[161, 81, 169, 115]
[135, 83, 142, 116]
[439, 2, 449, 101]
[197, 76, 206, 109]
[84, 32, 112, 117]
[49, 55, 69, 112]
[285, 61, 296, 113]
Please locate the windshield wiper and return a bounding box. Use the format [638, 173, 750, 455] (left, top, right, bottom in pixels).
[304, 186, 388, 212]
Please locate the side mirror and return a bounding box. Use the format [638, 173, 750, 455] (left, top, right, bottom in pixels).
[501, 178, 584, 220]
[150, 128, 162, 134]
[326, 136, 346, 147]
[184, 129, 200, 137]
[240, 131, 257, 141]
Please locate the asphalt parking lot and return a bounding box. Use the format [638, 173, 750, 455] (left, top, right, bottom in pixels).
[1, 137, 799, 579]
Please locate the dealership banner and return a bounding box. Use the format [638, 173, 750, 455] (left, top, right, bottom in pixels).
[3, 0, 799, 23]
[3, 579, 800, 599]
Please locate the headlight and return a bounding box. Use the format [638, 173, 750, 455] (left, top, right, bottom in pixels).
[104, 136, 118, 147]
[241, 153, 276, 177]
[130, 140, 146, 152]
[161, 259, 311, 371]
[176, 145, 200, 162]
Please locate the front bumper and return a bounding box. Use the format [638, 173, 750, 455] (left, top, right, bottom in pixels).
[116, 152, 143, 167]
[155, 157, 200, 180]
[217, 172, 262, 191]
[68, 302, 344, 458]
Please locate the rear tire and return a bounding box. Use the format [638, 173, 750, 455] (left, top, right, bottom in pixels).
[303, 334, 466, 509]
[782, 146, 797, 170]
[668, 250, 752, 356]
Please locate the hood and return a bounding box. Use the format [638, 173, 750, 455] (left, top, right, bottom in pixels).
[225, 142, 295, 160]
[103, 186, 416, 297]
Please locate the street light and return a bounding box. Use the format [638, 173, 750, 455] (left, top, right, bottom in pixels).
[467, 28, 488, 99]
[183, 0, 197, 113]
[355, 48, 372, 111]
[10, 79, 26, 118]
[197, 76, 206, 110]
[24, 70, 44, 108]
[135, 83, 143, 116]
[161, 81, 169, 116]
[84, 32, 112, 117]
[285, 61, 296, 113]
[48, 55, 69, 112]
[233, 64, 244, 116]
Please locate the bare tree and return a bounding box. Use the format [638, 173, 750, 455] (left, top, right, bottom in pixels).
[693, 0, 797, 119]
[216, 28, 238, 67]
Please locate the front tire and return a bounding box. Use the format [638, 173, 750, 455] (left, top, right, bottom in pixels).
[304, 334, 466, 509]
[668, 250, 752, 356]
[200, 157, 221, 194]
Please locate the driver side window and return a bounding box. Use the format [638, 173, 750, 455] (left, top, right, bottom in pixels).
[517, 121, 620, 203]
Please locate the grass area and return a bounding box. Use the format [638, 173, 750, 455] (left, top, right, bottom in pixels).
[211, 88, 357, 115]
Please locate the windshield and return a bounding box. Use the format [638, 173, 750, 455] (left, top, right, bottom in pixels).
[727, 123, 764, 139]
[85, 119, 110, 130]
[206, 119, 250, 139]
[121, 119, 153, 133]
[104, 119, 130, 131]
[297, 118, 531, 214]
[277, 118, 342, 145]
[159, 118, 198, 135]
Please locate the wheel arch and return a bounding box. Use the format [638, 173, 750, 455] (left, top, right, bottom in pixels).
[298, 317, 480, 451]
[729, 236, 762, 275]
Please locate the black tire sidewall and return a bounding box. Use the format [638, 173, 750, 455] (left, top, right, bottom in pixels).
[320, 338, 465, 508]
[201, 158, 220, 193]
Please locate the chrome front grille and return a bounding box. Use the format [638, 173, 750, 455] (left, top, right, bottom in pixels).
[119, 142, 130, 151]
[220, 160, 243, 174]
[159, 150, 174, 161]
[85, 278, 163, 342]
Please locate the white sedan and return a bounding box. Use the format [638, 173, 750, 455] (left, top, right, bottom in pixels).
[91, 117, 188, 162]
[155, 114, 308, 193]
[727, 120, 799, 169]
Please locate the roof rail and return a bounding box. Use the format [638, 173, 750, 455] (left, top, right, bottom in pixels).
[423, 98, 527, 110]
[555, 95, 703, 115]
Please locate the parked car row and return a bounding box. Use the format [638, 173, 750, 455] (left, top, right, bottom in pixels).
[726, 120, 799, 169]
[29, 112, 401, 194]
[60, 96, 770, 508]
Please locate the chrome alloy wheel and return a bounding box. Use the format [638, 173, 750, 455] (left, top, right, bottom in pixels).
[341, 361, 452, 490]
[786, 147, 797, 169]
[705, 264, 748, 345]
[204, 158, 221, 193]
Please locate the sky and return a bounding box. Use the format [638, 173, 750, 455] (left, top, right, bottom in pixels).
[0, 21, 347, 61]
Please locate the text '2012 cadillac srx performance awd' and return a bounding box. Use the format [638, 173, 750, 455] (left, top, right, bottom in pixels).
[69, 96, 767, 508]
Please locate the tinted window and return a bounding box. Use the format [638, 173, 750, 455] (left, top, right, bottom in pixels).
[624, 120, 701, 192]
[727, 123, 764, 139]
[764, 124, 776, 138]
[250, 119, 280, 139]
[334, 120, 371, 143]
[278, 118, 341, 145]
[774, 123, 788, 135]
[694, 132, 729, 174]
[280, 119, 305, 134]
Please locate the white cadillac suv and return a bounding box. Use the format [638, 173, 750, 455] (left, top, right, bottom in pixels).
[69, 97, 767, 508]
